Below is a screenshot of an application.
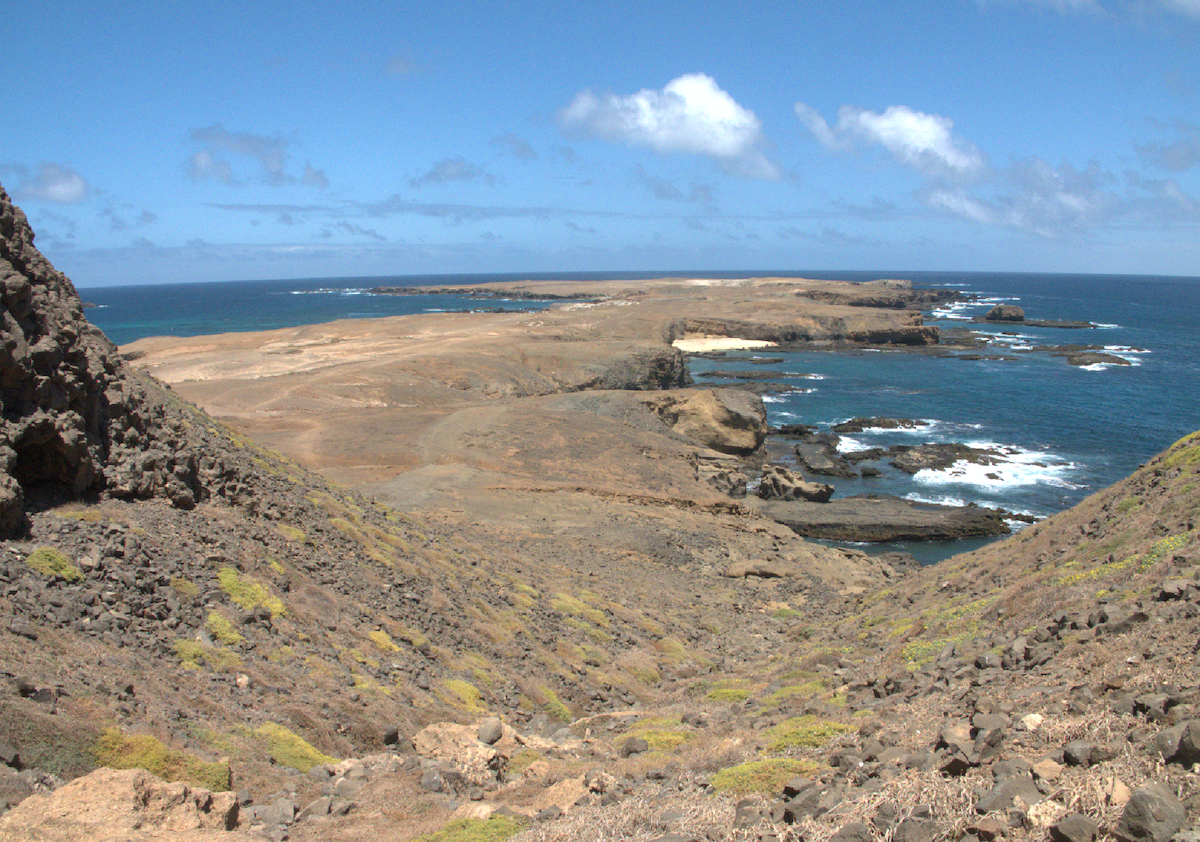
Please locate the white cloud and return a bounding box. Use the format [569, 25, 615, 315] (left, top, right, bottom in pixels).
[927, 189, 995, 223]
[797, 103, 986, 179]
[18, 162, 91, 203]
[560, 73, 779, 179]
[186, 125, 328, 188]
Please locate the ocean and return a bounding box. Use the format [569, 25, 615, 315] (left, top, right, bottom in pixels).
[81, 270, 1200, 564]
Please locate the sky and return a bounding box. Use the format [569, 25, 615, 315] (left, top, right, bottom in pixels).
[3, 0, 1200, 287]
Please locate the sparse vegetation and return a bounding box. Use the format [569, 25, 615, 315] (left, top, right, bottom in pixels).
[24, 547, 82, 582]
[411, 816, 526, 842]
[711, 759, 819, 795]
[255, 722, 337, 772]
[92, 728, 231, 791]
[217, 566, 286, 616]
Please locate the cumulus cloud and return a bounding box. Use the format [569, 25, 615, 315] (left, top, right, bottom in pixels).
[560, 73, 779, 179]
[797, 103, 986, 179]
[408, 157, 498, 188]
[17, 163, 91, 203]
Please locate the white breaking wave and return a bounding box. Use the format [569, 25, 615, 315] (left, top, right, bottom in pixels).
[911, 443, 1080, 491]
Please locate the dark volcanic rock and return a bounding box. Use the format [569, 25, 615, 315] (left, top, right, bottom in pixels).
[0, 183, 251, 535]
[985, 304, 1025, 322]
[759, 494, 1012, 542]
[794, 435, 856, 478]
[889, 443, 1006, 474]
[832, 417, 923, 434]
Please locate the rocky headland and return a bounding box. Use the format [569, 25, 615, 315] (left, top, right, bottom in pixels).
[1, 182, 1197, 842]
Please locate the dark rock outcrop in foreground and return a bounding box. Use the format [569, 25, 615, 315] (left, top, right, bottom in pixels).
[0, 184, 248, 536]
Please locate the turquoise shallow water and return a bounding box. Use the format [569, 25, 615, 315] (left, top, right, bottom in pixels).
[82, 270, 1200, 563]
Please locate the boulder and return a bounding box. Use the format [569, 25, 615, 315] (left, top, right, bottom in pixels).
[411, 722, 504, 786]
[1113, 782, 1186, 842]
[644, 389, 767, 455]
[757, 465, 834, 502]
[0, 767, 238, 840]
[985, 304, 1025, 322]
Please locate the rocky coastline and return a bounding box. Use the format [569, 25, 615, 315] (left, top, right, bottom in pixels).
[2, 180, 1197, 842]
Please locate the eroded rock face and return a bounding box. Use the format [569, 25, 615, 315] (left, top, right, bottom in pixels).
[645, 389, 767, 455]
[0, 183, 243, 535]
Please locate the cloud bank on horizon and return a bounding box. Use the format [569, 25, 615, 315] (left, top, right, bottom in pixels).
[2, 0, 1198, 284]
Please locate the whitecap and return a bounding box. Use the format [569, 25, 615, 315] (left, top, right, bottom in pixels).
[912, 448, 1081, 491]
[762, 395, 787, 403]
[1079, 363, 1111, 372]
[1095, 323, 1121, 329]
[837, 436, 869, 453]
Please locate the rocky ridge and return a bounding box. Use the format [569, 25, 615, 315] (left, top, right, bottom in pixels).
[0, 184, 253, 537]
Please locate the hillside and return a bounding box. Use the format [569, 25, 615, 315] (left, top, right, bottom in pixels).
[1, 182, 1197, 841]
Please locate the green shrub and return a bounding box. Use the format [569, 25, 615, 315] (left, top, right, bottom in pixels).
[765, 716, 852, 751]
[255, 722, 337, 772]
[92, 728, 231, 791]
[218, 567, 286, 616]
[711, 758, 818, 795]
[205, 611, 244, 645]
[25, 547, 82, 582]
[706, 687, 751, 703]
[412, 815, 526, 842]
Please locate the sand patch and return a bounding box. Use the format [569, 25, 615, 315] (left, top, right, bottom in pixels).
[671, 337, 778, 352]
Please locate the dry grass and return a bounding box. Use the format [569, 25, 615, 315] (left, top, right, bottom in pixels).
[513, 789, 737, 842]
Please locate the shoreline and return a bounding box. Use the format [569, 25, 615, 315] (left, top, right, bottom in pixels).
[120, 275, 1039, 566]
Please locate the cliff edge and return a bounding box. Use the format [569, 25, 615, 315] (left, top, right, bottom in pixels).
[0, 184, 248, 535]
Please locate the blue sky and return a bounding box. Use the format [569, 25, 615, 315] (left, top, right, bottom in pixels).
[4, 0, 1200, 286]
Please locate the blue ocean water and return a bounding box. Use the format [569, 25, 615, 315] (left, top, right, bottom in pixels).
[83, 270, 1200, 563]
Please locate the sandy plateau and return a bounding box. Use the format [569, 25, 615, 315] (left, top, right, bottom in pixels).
[125, 276, 936, 595]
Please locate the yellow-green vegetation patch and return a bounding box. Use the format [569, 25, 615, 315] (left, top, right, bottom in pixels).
[711, 758, 819, 795]
[764, 678, 827, 706]
[255, 723, 337, 772]
[540, 686, 572, 723]
[170, 576, 199, 597]
[24, 547, 82, 582]
[369, 629, 400, 653]
[771, 607, 803, 619]
[92, 728, 231, 791]
[550, 593, 610, 628]
[626, 716, 694, 752]
[507, 748, 543, 777]
[1163, 431, 1200, 469]
[393, 623, 428, 648]
[1055, 533, 1192, 586]
[173, 639, 242, 672]
[412, 815, 527, 842]
[440, 679, 486, 713]
[218, 566, 286, 616]
[276, 524, 306, 543]
[706, 687, 751, 703]
[765, 715, 853, 752]
[204, 611, 244, 645]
